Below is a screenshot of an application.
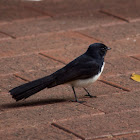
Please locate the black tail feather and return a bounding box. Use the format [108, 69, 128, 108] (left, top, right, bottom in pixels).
[12, 84, 48, 101]
[9, 75, 55, 101]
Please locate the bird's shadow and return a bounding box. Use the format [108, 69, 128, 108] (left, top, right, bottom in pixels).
[1, 98, 68, 110]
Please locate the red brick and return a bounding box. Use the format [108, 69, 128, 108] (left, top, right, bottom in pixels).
[84, 91, 140, 113]
[0, 32, 11, 40]
[104, 73, 140, 91]
[0, 75, 26, 92]
[0, 86, 5, 93]
[21, 0, 136, 18]
[103, 56, 140, 76]
[0, 95, 101, 131]
[96, 132, 140, 140]
[99, 0, 136, 10]
[0, 124, 79, 140]
[0, 10, 122, 38]
[0, 0, 21, 8]
[85, 80, 123, 96]
[101, 2, 140, 22]
[41, 45, 88, 64]
[79, 21, 140, 42]
[0, 32, 96, 58]
[101, 43, 124, 59]
[0, 5, 47, 23]
[107, 36, 140, 57]
[131, 54, 140, 61]
[15, 67, 61, 81]
[56, 110, 140, 139]
[0, 54, 62, 75]
[99, 79, 130, 92]
[21, 0, 117, 16]
[22, 0, 101, 16]
[113, 132, 140, 140]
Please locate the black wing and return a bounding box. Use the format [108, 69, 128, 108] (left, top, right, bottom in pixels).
[48, 54, 100, 87]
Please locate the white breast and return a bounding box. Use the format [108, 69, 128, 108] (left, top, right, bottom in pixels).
[70, 62, 105, 87]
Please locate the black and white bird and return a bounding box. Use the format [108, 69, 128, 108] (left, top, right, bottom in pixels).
[9, 43, 111, 103]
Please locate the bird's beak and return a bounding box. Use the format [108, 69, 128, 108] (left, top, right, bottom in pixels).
[107, 47, 111, 50]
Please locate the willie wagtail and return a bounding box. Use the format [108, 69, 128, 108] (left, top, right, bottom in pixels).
[9, 43, 111, 103]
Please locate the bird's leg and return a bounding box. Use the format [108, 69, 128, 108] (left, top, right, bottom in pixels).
[71, 86, 85, 103]
[83, 88, 96, 98]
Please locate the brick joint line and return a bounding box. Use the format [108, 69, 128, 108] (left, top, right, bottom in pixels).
[99, 79, 131, 92]
[112, 130, 140, 138]
[99, 10, 129, 23]
[0, 31, 16, 39]
[129, 56, 140, 61]
[39, 52, 66, 64]
[95, 130, 140, 140]
[75, 31, 103, 42]
[24, 5, 53, 18]
[81, 103, 106, 114]
[51, 122, 85, 140]
[13, 74, 30, 82]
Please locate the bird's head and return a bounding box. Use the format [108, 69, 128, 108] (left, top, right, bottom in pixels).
[86, 43, 111, 58]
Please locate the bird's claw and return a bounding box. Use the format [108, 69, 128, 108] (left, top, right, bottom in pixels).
[85, 95, 97, 98]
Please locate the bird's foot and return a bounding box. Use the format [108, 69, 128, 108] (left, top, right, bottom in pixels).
[83, 88, 96, 98]
[85, 94, 97, 98]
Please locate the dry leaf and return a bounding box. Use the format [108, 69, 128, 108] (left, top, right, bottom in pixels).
[131, 73, 140, 82]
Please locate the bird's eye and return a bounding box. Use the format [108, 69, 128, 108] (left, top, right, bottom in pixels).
[101, 47, 106, 50]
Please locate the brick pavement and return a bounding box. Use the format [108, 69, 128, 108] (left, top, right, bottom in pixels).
[0, 0, 140, 140]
